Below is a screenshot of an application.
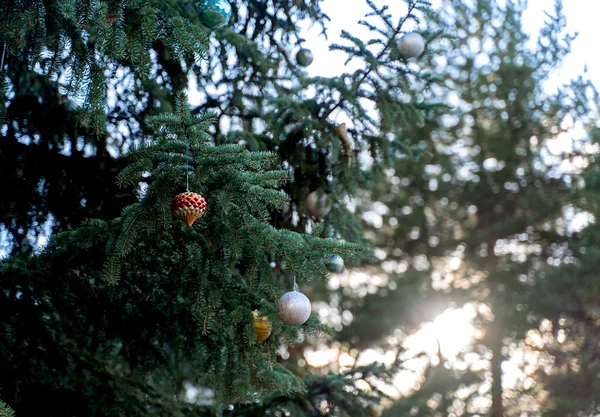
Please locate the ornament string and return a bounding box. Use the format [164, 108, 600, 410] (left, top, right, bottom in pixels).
[1, 5, 7, 72]
[327, 219, 334, 238]
[0, 41, 6, 71]
[257, 253, 270, 293]
[293, 275, 299, 292]
[185, 133, 190, 191]
[257, 268, 264, 293]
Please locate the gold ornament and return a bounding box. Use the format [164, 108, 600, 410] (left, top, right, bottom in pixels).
[368, 404, 383, 417]
[252, 311, 272, 342]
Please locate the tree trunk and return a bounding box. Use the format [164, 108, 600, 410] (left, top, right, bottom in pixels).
[490, 328, 504, 417]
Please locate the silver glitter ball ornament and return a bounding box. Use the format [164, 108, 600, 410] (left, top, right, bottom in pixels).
[397, 32, 425, 58]
[277, 291, 311, 325]
[295, 48, 314, 67]
[306, 190, 332, 218]
[326, 254, 345, 273]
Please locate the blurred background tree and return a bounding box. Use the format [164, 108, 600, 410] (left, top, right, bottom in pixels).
[324, 1, 600, 417]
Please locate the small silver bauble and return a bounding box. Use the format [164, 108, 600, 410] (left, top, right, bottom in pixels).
[397, 32, 425, 58]
[306, 190, 332, 218]
[277, 290, 311, 325]
[295, 48, 314, 67]
[326, 254, 345, 273]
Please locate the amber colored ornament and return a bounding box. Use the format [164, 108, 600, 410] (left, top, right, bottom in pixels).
[252, 311, 272, 342]
[368, 404, 383, 417]
[171, 191, 207, 227]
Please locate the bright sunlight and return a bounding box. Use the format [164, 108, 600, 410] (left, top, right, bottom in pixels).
[405, 307, 476, 361]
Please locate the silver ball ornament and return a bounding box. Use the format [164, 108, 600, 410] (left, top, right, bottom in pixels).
[397, 32, 425, 58]
[326, 254, 345, 273]
[295, 48, 314, 67]
[306, 190, 332, 218]
[277, 291, 311, 325]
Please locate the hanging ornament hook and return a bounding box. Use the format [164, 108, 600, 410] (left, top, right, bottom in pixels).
[257, 266, 265, 294]
[257, 252, 271, 293]
[1, 41, 6, 70]
[185, 135, 190, 191]
[327, 219, 335, 237]
[1, 6, 9, 72]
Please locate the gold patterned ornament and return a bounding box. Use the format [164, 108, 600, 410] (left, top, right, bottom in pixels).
[252, 311, 272, 342]
[171, 191, 207, 227]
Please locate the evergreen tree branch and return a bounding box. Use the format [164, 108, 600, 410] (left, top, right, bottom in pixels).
[321, 0, 423, 121]
[0, 399, 15, 417]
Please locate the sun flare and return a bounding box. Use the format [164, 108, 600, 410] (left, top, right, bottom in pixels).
[407, 307, 476, 360]
[390, 307, 477, 395]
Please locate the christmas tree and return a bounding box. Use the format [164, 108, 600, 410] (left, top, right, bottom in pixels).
[4, 0, 598, 415]
[0, 0, 449, 415]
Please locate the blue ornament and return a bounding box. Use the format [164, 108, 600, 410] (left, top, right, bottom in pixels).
[295, 48, 313, 67]
[326, 255, 345, 274]
[198, 0, 232, 29]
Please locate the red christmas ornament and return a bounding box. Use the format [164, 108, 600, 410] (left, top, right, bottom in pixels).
[171, 191, 207, 227]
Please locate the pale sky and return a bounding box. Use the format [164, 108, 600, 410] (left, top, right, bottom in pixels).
[523, 0, 600, 88]
[301, 0, 600, 89]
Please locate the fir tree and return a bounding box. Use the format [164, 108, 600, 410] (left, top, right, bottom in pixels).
[1, 93, 367, 415]
[0, 0, 210, 254]
[0, 0, 445, 254]
[0, 0, 450, 416]
[0, 400, 15, 417]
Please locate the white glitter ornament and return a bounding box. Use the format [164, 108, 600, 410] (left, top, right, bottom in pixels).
[277, 290, 311, 325]
[397, 32, 425, 58]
